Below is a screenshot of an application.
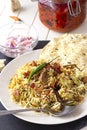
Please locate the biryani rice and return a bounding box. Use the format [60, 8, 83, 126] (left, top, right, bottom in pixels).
[8, 61, 87, 112]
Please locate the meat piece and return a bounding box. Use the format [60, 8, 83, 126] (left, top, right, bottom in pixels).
[39, 68, 48, 84]
[52, 63, 61, 73]
[82, 76, 87, 84]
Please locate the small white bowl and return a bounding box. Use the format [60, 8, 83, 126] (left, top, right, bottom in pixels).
[0, 23, 38, 58]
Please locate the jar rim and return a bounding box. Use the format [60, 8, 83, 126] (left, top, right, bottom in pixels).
[51, 0, 69, 3]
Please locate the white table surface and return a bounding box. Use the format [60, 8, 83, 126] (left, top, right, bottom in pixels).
[0, 0, 87, 41]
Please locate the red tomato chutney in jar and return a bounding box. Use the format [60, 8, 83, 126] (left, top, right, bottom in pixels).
[38, 0, 86, 32]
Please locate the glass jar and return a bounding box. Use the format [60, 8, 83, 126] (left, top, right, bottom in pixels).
[38, 0, 86, 32]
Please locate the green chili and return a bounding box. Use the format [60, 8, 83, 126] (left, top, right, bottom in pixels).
[28, 63, 47, 83]
[28, 56, 59, 83]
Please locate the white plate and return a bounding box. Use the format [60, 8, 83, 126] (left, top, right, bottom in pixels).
[0, 49, 87, 125]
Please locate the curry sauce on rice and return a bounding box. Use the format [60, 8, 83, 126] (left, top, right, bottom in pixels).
[8, 34, 87, 113]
